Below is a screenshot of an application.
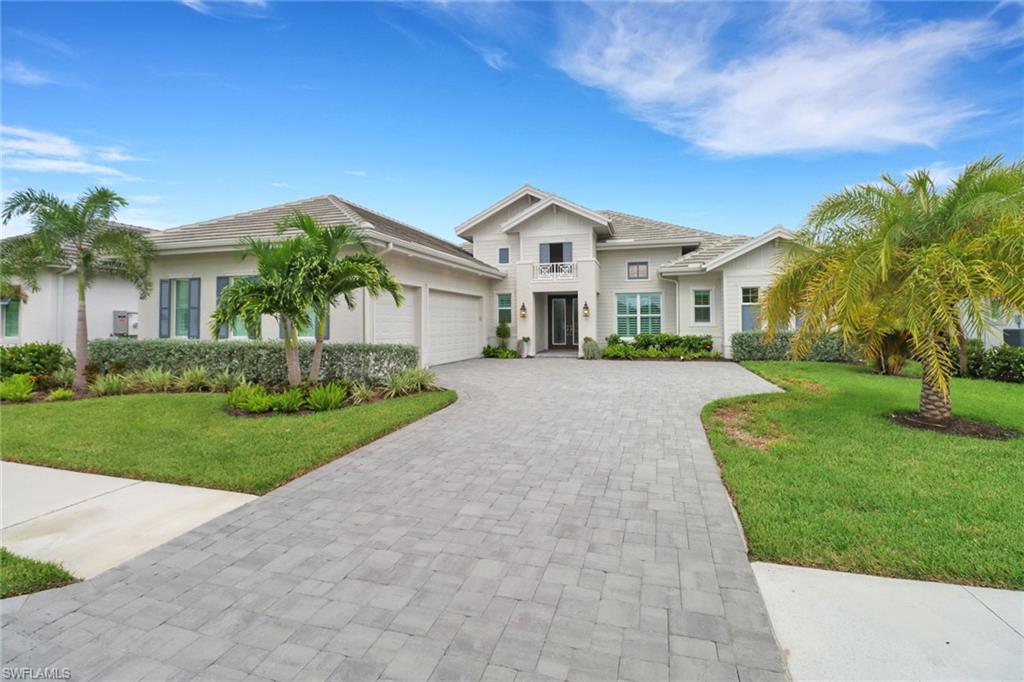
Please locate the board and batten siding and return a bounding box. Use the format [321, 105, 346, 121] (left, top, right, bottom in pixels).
[596, 247, 679, 342]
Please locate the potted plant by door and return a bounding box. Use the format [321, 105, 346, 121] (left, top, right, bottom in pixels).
[518, 337, 531, 358]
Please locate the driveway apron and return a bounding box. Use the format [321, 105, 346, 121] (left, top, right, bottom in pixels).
[1, 359, 787, 681]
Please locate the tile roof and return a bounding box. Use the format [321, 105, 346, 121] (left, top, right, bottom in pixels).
[149, 195, 487, 265]
[597, 210, 718, 242]
[665, 235, 752, 267]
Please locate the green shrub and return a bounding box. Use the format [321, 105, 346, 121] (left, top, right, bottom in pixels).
[349, 382, 376, 405]
[0, 343, 73, 379]
[633, 333, 713, 354]
[383, 371, 416, 399]
[605, 334, 621, 346]
[582, 337, 601, 360]
[983, 345, 1024, 383]
[0, 374, 35, 402]
[730, 331, 856, 362]
[89, 339, 419, 386]
[51, 366, 75, 388]
[90, 374, 130, 397]
[601, 343, 637, 360]
[271, 388, 305, 413]
[398, 367, 436, 393]
[209, 369, 246, 393]
[306, 382, 348, 411]
[227, 383, 273, 413]
[496, 321, 511, 349]
[126, 367, 174, 393]
[482, 345, 518, 359]
[48, 388, 74, 401]
[176, 366, 212, 392]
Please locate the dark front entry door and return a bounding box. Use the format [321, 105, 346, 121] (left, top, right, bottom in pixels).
[549, 295, 578, 349]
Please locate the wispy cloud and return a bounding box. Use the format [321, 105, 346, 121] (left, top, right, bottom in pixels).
[7, 29, 76, 57]
[1, 125, 141, 180]
[2, 60, 53, 86]
[344, 170, 369, 178]
[180, 0, 270, 19]
[555, 2, 1023, 156]
[461, 37, 510, 71]
[128, 194, 163, 205]
[270, 181, 295, 188]
[906, 161, 964, 189]
[96, 146, 145, 162]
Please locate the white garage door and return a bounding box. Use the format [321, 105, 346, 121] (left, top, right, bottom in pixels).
[428, 290, 480, 365]
[375, 285, 419, 345]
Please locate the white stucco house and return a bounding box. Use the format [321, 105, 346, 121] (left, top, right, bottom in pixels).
[133, 185, 795, 364]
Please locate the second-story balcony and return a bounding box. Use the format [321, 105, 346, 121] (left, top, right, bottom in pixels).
[534, 261, 577, 281]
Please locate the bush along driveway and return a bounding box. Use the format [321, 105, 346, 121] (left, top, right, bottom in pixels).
[1, 360, 788, 681]
[703, 361, 1023, 590]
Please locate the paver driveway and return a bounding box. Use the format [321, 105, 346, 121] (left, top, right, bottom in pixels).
[1, 359, 787, 682]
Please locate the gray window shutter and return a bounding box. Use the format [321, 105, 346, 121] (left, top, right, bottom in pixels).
[539, 243, 550, 263]
[158, 279, 171, 338]
[188, 277, 201, 339]
[215, 276, 229, 339]
[563, 241, 573, 262]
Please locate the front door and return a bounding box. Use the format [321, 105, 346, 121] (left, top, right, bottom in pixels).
[548, 295, 578, 349]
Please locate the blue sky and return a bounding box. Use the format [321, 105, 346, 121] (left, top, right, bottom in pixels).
[2, 1, 1022, 240]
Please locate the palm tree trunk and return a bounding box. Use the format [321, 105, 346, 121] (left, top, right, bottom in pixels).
[956, 324, 968, 375]
[283, 323, 302, 386]
[309, 334, 324, 385]
[919, 367, 952, 423]
[73, 271, 89, 393]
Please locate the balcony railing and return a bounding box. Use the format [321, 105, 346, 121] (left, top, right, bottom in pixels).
[534, 262, 577, 281]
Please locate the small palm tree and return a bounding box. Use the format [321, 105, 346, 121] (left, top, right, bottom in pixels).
[2, 188, 155, 391]
[278, 212, 403, 383]
[762, 157, 1024, 423]
[210, 235, 312, 386]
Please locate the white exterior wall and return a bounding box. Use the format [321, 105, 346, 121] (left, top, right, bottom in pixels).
[3, 271, 141, 352]
[596, 247, 680, 343]
[674, 273, 725, 351]
[719, 238, 791, 358]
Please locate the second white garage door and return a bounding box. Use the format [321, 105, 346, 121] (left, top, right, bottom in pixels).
[428, 290, 481, 366]
[375, 285, 420, 345]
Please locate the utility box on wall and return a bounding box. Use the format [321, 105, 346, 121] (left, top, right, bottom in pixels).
[112, 311, 139, 337]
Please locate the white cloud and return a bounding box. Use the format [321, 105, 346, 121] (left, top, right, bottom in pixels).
[128, 194, 162, 205]
[461, 37, 510, 71]
[344, 170, 369, 178]
[180, 0, 269, 18]
[7, 29, 76, 57]
[555, 3, 1021, 156]
[271, 181, 294, 188]
[1, 126, 141, 180]
[95, 146, 144, 162]
[907, 161, 964, 188]
[2, 60, 53, 86]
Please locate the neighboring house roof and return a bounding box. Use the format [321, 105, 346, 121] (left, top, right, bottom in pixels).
[596, 210, 716, 243]
[148, 195, 497, 273]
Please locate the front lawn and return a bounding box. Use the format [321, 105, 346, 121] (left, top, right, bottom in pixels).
[702, 362, 1023, 589]
[1, 548, 76, 598]
[1, 390, 455, 494]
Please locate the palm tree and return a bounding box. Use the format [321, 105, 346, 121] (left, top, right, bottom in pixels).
[277, 212, 403, 383]
[762, 157, 1024, 423]
[210, 235, 312, 386]
[1, 188, 155, 392]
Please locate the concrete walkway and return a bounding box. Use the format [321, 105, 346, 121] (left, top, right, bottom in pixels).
[1, 360, 786, 681]
[754, 562, 1024, 681]
[2, 462, 255, 579]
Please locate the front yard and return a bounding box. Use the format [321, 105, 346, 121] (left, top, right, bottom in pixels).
[1, 549, 76, 598]
[1, 390, 455, 494]
[703, 361, 1023, 590]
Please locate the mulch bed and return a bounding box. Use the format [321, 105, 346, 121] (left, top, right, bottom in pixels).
[889, 412, 1020, 441]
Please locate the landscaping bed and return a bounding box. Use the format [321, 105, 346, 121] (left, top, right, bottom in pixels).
[0, 549, 76, 598]
[702, 361, 1024, 589]
[1, 390, 456, 494]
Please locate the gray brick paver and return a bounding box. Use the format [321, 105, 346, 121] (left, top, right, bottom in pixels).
[1, 361, 785, 679]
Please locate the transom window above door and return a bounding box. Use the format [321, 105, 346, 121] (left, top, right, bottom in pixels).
[616, 293, 661, 337]
[539, 242, 572, 263]
[627, 261, 649, 280]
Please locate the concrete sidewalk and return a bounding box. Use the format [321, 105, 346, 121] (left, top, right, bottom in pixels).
[2, 461, 254, 579]
[754, 562, 1024, 681]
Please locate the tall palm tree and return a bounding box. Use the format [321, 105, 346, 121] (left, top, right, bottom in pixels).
[762, 157, 1024, 423]
[277, 212, 403, 383]
[1, 188, 155, 391]
[210, 235, 312, 386]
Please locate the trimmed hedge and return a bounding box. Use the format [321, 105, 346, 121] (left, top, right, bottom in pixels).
[954, 340, 1023, 383]
[1, 343, 73, 379]
[602, 333, 716, 360]
[88, 339, 418, 385]
[730, 331, 857, 362]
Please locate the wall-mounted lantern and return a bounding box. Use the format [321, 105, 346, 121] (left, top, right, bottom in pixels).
[519, 302, 528, 318]
[581, 301, 591, 317]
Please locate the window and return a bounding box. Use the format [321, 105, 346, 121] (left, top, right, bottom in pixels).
[174, 280, 190, 337]
[741, 287, 759, 331]
[539, 242, 572, 263]
[498, 247, 510, 264]
[693, 289, 712, 324]
[2, 300, 20, 337]
[229, 277, 251, 338]
[627, 262, 649, 280]
[616, 293, 661, 337]
[497, 293, 512, 325]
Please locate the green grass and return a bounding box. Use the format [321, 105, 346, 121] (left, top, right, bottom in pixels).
[1, 390, 456, 495]
[702, 362, 1024, 589]
[1, 548, 76, 598]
